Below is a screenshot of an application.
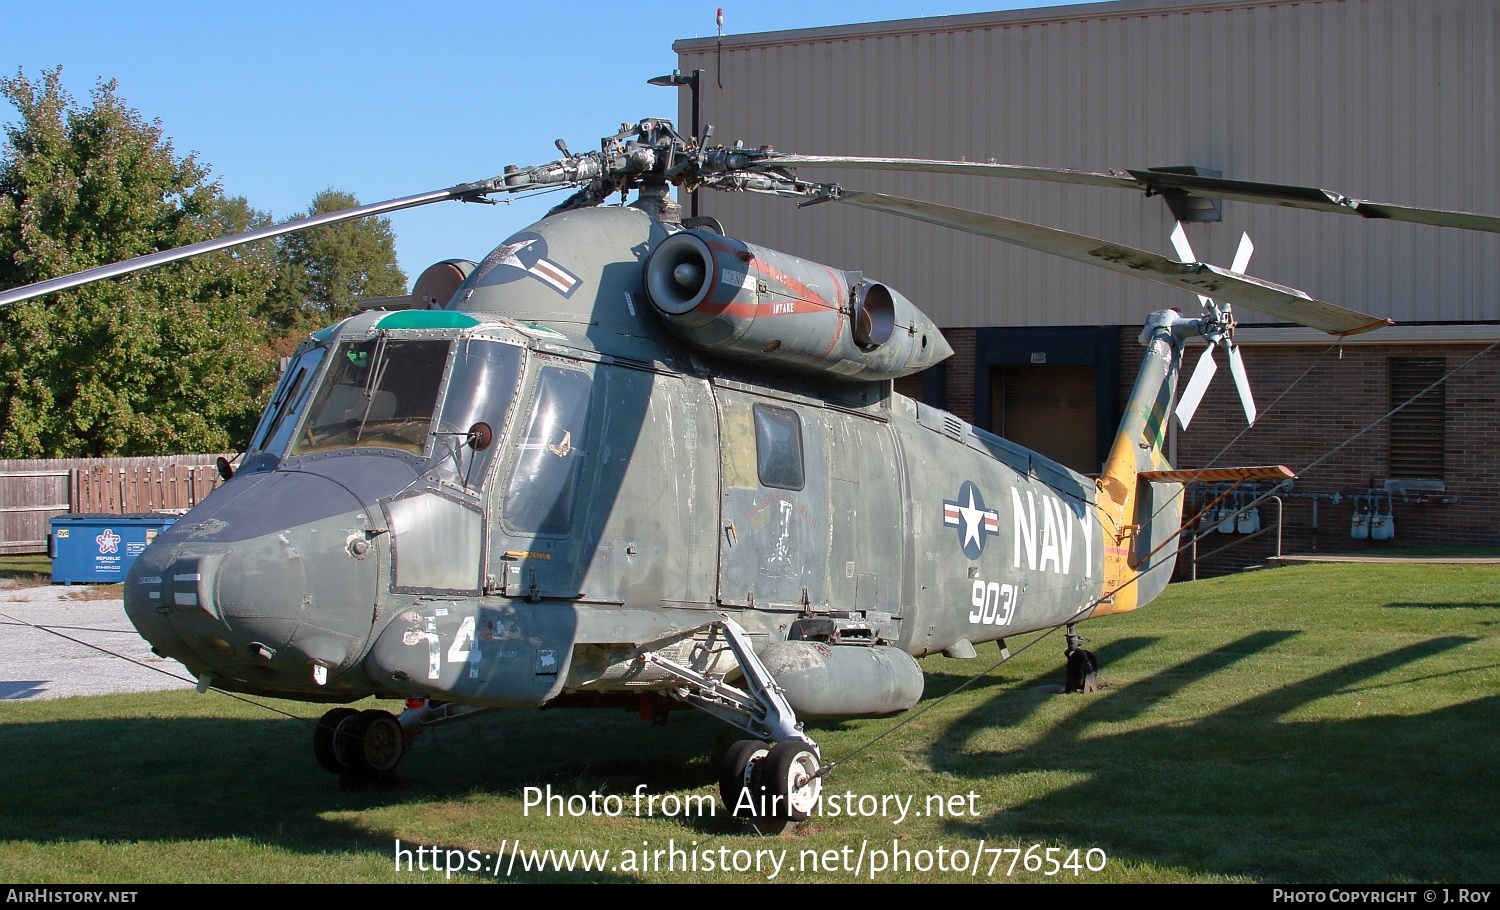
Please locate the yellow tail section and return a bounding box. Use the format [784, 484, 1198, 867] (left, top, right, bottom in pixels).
[1093, 312, 1189, 617]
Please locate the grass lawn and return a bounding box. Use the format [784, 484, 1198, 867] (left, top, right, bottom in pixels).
[0, 554, 52, 586]
[0, 562, 1495, 883]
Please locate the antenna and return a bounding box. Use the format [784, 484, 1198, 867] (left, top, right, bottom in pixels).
[716, 8, 725, 88]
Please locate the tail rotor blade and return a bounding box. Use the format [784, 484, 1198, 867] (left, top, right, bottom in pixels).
[1176, 344, 1219, 430]
[1227, 343, 1258, 425]
[1169, 222, 1212, 308]
[1230, 232, 1255, 275]
[1168, 221, 1196, 263]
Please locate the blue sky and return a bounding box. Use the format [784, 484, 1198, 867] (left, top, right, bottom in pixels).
[0, 0, 1091, 285]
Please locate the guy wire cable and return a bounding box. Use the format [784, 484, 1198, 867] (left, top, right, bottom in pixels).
[824, 337, 1500, 778]
[0, 608, 314, 723]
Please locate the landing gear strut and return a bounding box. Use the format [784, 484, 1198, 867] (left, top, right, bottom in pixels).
[1063, 624, 1098, 694]
[643, 617, 824, 834]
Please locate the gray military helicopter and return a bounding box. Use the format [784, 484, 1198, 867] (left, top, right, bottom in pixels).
[4, 114, 1497, 835]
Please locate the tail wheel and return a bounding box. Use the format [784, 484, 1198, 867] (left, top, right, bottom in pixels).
[335, 708, 406, 776]
[719, 739, 771, 819]
[1064, 648, 1099, 694]
[313, 707, 359, 774]
[749, 741, 822, 835]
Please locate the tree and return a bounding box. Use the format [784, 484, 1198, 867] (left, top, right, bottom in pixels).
[264, 188, 408, 344]
[0, 68, 280, 457]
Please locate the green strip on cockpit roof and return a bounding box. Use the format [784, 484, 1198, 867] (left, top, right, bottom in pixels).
[375, 310, 480, 330]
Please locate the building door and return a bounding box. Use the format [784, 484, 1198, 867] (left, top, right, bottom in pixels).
[992, 366, 1098, 474]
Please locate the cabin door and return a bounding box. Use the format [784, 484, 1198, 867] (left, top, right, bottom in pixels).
[824, 413, 905, 618]
[714, 389, 828, 612]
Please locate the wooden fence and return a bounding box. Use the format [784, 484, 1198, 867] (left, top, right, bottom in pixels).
[0, 455, 228, 555]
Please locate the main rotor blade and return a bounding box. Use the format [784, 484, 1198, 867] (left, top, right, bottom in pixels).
[1127, 171, 1500, 234]
[762, 154, 1500, 234]
[836, 191, 1393, 336]
[762, 154, 1141, 191]
[0, 183, 489, 308]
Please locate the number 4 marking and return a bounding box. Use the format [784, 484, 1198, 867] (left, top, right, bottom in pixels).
[447, 615, 477, 663]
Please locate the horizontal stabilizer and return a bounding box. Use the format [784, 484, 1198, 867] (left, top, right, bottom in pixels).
[1138, 465, 1295, 484]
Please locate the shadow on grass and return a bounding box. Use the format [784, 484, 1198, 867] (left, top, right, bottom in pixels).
[929, 632, 1499, 882]
[920, 636, 1164, 719]
[1385, 602, 1500, 610]
[0, 699, 737, 881]
[3, 623, 1496, 882]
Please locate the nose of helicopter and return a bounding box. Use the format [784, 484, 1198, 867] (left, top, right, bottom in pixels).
[123, 468, 385, 695]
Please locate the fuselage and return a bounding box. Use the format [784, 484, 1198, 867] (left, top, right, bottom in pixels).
[123, 205, 1176, 713]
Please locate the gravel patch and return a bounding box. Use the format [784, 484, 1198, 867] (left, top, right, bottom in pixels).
[0, 585, 197, 701]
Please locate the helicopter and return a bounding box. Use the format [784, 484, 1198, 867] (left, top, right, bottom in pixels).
[3, 113, 1496, 836]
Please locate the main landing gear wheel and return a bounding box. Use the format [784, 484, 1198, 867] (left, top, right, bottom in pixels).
[720, 739, 771, 819]
[313, 707, 359, 774]
[318, 708, 406, 777]
[748, 742, 823, 836]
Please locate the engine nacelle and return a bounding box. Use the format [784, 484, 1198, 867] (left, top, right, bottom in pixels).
[759, 641, 924, 718]
[643, 230, 952, 381]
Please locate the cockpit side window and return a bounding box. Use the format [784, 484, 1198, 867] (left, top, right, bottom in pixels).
[291, 337, 450, 456]
[249, 343, 326, 457]
[502, 365, 593, 536]
[432, 339, 524, 489]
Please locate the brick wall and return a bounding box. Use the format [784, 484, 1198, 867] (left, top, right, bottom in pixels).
[913, 325, 1498, 572]
[1119, 329, 1500, 565]
[911, 328, 977, 424]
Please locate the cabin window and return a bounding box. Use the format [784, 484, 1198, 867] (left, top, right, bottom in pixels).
[503, 365, 593, 535]
[754, 403, 805, 490]
[291, 337, 450, 457]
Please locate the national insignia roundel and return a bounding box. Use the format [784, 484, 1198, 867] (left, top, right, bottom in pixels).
[942, 481, 1000, 560]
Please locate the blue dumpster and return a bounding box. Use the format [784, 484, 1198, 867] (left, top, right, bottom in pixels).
[49, 514, 178, 584]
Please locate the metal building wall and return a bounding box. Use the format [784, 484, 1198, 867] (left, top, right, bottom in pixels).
[674, 0, 1500, 330]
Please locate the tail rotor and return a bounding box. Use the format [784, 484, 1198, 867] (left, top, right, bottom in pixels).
[1169, 223, 1259, 430]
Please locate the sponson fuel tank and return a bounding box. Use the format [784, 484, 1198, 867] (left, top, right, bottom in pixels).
[758, 641, 925, 718]
[643, 230, 952, 381]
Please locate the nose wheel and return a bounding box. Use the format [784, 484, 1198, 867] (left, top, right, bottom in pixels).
[313, 708, 359, 774]
[313, 707, 406, 777]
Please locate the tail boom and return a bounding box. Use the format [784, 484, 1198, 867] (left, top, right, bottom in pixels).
[1093, 310, 1196, 616]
